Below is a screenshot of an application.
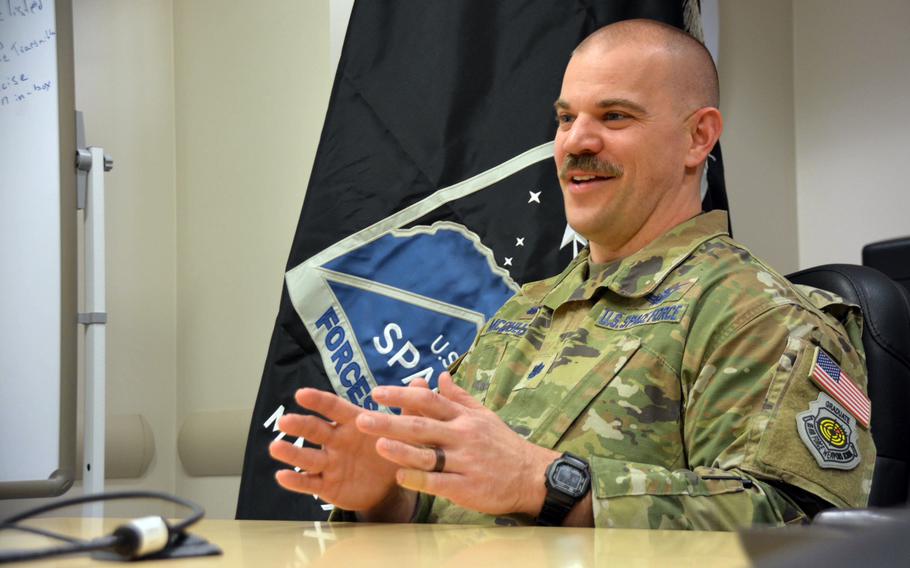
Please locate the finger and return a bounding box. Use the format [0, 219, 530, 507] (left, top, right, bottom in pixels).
[395, 468, 463, 498]
[356, 412, 449, 446]
[269, 439, 330, 473]
[295, 388, 360, 423]
[401, 378, 431, 416]
[275, 469, 324, 496]
[375, 438, 440, 471]
[371, 385, 461, 421]
[438, 372, 484, 410]
[277, 413, 334, 445]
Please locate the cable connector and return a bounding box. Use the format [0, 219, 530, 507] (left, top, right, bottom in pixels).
[111, 516, 169, 558]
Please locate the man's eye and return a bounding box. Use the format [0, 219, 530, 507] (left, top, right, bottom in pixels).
[556, 114, 574, 125]
[604, 112, 628, 121]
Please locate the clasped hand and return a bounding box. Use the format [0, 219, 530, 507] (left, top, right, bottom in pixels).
[270, 373, 557, 520]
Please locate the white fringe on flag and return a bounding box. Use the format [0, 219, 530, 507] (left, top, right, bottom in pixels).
[683, 0, 704, 42]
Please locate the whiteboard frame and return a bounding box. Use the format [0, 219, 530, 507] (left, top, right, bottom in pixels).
[0, 0, 77, 500]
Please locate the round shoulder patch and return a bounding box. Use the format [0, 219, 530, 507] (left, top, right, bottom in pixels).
[796, 392, 861, 470]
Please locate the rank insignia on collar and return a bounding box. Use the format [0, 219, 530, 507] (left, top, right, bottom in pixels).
[796, 392, 861, 470]
[644, 278, 697, 306]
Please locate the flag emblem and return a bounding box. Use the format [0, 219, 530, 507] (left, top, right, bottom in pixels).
[287, 222, 518, 411]
[810, 348, 871, 428]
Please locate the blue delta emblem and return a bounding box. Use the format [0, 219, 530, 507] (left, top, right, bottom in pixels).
[286, 222, 518, 412]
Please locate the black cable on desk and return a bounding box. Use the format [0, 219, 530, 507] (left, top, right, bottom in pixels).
[0, 490, 207, 563]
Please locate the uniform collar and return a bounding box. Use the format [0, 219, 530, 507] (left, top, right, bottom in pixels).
[542, 210, 730, 309]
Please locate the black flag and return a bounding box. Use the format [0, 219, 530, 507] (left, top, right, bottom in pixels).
[237, 0, 728, 521]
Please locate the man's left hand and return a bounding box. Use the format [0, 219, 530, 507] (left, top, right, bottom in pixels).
[354, 372, 559, 518]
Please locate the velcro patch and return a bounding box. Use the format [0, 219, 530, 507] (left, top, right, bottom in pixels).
[484, 318, 529, 337]
[796, 392, 861, 470]
[596, 303, 686, 330]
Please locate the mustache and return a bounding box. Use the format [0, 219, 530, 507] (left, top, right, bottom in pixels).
[559, 154, 623, 180]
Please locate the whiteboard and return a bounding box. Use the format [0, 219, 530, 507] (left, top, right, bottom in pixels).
[0, 0, 76, 497]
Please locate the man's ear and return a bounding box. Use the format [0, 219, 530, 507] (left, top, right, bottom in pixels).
[684, 107, 723, 168]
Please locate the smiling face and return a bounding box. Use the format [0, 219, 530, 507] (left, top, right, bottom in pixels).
[554, 41, 708, 262]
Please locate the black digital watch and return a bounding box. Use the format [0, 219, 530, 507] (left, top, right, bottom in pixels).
[537, 452, 591, 526]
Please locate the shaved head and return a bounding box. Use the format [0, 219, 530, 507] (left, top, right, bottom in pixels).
[553, 18, 724, 262]
[574, 19, 719, 110]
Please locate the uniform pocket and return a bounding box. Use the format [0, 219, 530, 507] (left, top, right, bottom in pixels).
[497, 335, 642, 448]
[593, 463, 746, 499]
[509, 349, 561, 392]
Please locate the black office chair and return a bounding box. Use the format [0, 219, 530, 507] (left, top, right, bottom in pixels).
[863, 236, 910, 295]
[786, 264, 910, 507]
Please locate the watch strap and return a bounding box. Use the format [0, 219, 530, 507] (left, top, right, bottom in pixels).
[537, 490, 576, 526]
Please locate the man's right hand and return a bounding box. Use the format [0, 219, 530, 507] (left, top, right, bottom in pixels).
[269, 387, 415, 521]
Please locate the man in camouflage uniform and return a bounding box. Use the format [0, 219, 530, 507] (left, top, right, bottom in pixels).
[270, 19, 875, 529]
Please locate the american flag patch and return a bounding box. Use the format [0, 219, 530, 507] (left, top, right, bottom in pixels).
[810, 348, 871, 428]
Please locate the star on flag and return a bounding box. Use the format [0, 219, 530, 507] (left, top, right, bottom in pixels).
[560, 224, 587, 258]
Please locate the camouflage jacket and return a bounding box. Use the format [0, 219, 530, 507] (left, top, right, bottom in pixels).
[422, 210, 875, 529]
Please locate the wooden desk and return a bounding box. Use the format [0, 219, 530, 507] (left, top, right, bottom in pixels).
[1, 518, 752, 567]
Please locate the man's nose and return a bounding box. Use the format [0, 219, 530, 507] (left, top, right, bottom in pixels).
[561, 114, 604, 156]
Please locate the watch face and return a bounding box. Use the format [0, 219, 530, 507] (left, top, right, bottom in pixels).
[552, 463, 587, 496]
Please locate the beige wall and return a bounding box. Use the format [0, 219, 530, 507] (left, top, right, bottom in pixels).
[718, 0, 799, 274]
[172, 0, 331, 518]
[794, 0, 910, 267]
[720, 0, 910, 271]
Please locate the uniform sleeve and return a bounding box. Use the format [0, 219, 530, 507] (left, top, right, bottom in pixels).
[588, 303, 876, 530]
